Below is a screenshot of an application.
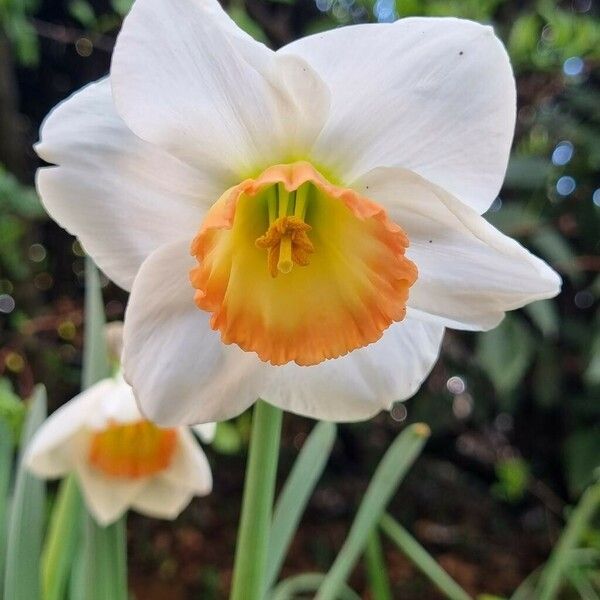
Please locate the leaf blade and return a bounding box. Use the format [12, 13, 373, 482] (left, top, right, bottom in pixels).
[316, 423, 430, 600]
[3, 385, 47, 600]
[266, 421, 337, 590]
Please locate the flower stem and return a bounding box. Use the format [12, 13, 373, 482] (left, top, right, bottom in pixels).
[230, 400, 283, 600]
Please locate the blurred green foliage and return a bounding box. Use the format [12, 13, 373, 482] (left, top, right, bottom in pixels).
[0, 165, 44, 280]
[0, 378, 26, 444]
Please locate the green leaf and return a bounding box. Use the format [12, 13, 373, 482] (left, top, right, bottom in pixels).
[82, 257, 110, 388]
[492, 457, 530, 504]
[504, 156, 551, 190]
[110, 0, 133, 16]
[77, 258, 128, 600]
[228, 6, 268, 43]
[80, 516, 128, 600]
[0, 420, 13, 593]
[271, 573, 360, 600]
[316, 423, 430, 600]
[508, 13, 541, 67]
[380, 514, 472, 600]
[42, 475, 84, 600]
[563, 430, 600, 497]
[524, 300, 559, 337]
[536, 481, 600, 600]
[531, 229, 581, 285]
[364, 531, 392, 600]
[212, 421, 243, 455]
[476, 315, 534, 398]
[0, 378, 25, 445]
[3, 385, 47, 600]
[266, 421, 337, 591]
[68, 0, 96, 27]
[584, 333, 600, 386]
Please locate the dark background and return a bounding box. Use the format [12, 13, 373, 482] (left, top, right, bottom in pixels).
[0, 0, 599, 597]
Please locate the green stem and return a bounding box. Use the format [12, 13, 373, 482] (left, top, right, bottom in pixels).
[364, 531, 392, 600]
[230, 400, 283, 600]
[380, 513, 472, 600]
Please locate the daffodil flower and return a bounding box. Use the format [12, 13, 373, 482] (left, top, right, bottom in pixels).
[35, 0, 560, 425]
[25, 374, 214, 525]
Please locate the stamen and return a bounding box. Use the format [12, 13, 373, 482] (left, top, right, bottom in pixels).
[294, 184, 308, 220]
[278, 183, 289, 218]
[277, 235, 294, 274]
[267, 187, 277, 226]
[255, 215, 314, 278]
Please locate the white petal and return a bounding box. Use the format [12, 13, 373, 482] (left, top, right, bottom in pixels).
[282, 17, 515, 213]
[130, 479, 194, 521]
[192, 423, 217, 444]
[123, 243, 444, 424]
[36, 78, 212, 290]
[111, 0, 329, 177]
[74, 454, 146, 526]
[260, 318, 445, 421]
[162, 429, 212, 494]
[353, 167, 562, 330]
[24, 380, 112, 478]
[87, 374, 143, 430]
[123, 240, 263, 427]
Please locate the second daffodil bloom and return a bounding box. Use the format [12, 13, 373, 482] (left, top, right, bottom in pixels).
[25, 374, 214, 525]
[35, 0, 561, 425]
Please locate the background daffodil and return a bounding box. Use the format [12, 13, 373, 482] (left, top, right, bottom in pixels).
[25, 374, 214, 525]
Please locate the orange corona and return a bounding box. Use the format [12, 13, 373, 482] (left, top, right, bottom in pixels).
[88, 420, 178, 479]
[190, 162, 418, 366]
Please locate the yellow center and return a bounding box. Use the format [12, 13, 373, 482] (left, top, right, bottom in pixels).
[190, 162, 418, 366]
[88, 420, 177, 479]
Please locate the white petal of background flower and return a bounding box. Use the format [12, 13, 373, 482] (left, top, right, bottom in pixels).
[123, 240, 264, 427]
[353, 167, 561, 330]
[130, 479, 196, 521]
[192, 423, 218, 444]
[35, 78, 212, 291]
[282, 17, 516, 214]
[26, 372, 213, 525]
[24, 379, 111, 477]
[74, 457, 148, 526]
[110, 0, 330, 178]
[162, 429, 213, 494]
[85, 374, 142, 429]
[260, 318, 445, 421]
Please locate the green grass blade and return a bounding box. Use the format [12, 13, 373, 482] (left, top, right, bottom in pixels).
[266, 421, 337, 590]
[82, 257, 110, 388]
[77, 258, 128, 600]
[0, 420, 13, 592]
[41, 475, 84, 600]
[316, 423, 430, 600]
[271, 573, 361, 600]
[80, 515, 128, 600]
[364, 530, 392, 600]
[380, 513, 472, 600]
[535, 480, 600, 600]
[3, 385, 47, 600]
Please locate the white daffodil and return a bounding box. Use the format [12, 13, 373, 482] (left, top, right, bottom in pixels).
[25, 374, 214, 525]
[35, 0, 561, 426]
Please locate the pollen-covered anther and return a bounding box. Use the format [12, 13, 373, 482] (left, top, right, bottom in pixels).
[88, 420, 178, 479]
[255, 216, 314, 277]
